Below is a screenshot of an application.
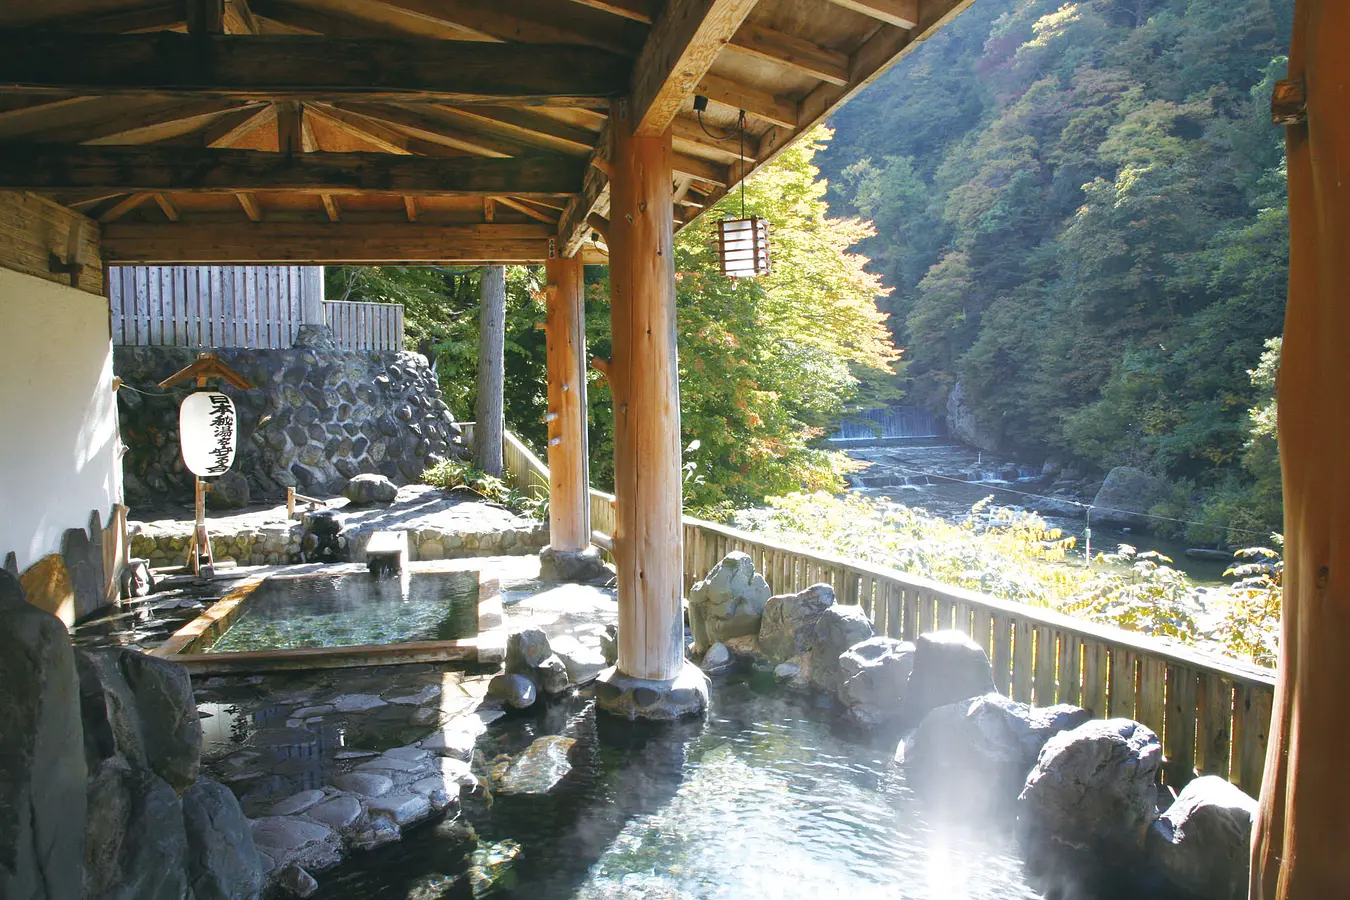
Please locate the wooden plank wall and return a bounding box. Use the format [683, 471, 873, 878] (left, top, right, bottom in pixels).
[0, 191, 103, 295]
[324, 299, 404, 352]
[108, 266, 403, 351]
[499, 429, 1277, 797]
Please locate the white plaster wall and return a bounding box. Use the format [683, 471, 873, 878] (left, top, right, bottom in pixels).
[0, 267, 121, 569]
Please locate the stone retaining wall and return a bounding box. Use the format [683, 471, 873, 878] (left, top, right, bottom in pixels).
[129, 519, 549, 569]
[116, 346, 463, 506]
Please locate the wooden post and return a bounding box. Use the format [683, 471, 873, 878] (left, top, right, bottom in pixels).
[1252, 2, 1350, 895]
[543, 256, 590, 552]
[474, 265, 506, 477]
[607, 97, 684, 684]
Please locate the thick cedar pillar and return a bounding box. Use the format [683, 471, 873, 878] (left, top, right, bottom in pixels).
[594, 97, 706, 718]
[609, 98, 682, 681]
[542, 256, 590, 551]
[1252, 2, 1350, 895]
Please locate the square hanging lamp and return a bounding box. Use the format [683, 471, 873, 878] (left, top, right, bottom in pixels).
[716, 216, 770, 278]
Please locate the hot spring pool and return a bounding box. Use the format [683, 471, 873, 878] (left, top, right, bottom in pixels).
[205, 570, 480, 653]
[310, 678, 1048, 900]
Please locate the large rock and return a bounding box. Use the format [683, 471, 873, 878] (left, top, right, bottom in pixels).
[83, 756, 190, 900]
[0, 570, 87, 900]
[688, 552, 771, 653]
[182, 779, 265, 900]
[1017, 719, 1163, 863]
[809, 606, 875, 690]
[902, 693, 1091, 805]
[1091, 466, 1168, 529]
[206, 471, 251, 510]
[505, 628, 552, 673]
[837, 637, 915, 727]
[77, 647, 202, 792]
[488, 673, 538, 710]
[1147, 776, 1257, 900]
[946, 381, 999, 453]
[758, 583, 835, 662]
[898, 630, 997, 727]
[343, 473, 398, 506]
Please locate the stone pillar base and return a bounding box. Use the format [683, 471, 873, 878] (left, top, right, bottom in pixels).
[593, 663, 709, 721]
[539, 545, 612, 583]
[293, 324, 337, 350]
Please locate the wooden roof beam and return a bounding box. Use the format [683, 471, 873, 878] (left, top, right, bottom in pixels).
[101, 221, 557, 263]
[726, 23, 848, 85]
[493, 196, 558, 225]
[223, 0, 261, 34]
[0, 145, 587, 196]
[823, 0, 918, 28]
[557, 125, 611, 256]
[437, 106, 597, 155]
[332, 103, 529, 158]
[205, 103, 275, 147]
[697, 73, 796, 129]
[0, 34, 630, 104]
[630, 0, 761, 136]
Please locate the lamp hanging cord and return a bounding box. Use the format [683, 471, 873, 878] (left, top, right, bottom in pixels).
[738, 110, 746, 219]
[696, 106, 739, 142]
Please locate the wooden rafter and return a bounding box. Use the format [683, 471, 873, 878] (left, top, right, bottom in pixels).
[332, 103, 526, 157]
[101, 221, 557, 263]
[726, 23, 849, 86]
[204, 103, 276, 147]
[152, 193, 180, 221]
[437, 106, 597, 155]
[223, 0, 261, 34]
[823, 0, 919, 29]
[493, 196, 558, 224]
[630, 0, 760, 136]
[557, 123, 611, 256]
[697, 73, 796, 129]
[236, 192, 262, 220]
[0, 34, 630, 104]
[98, 193, 151, 222]
[404, 195, 418, 221]
[0, 145, 586, 196]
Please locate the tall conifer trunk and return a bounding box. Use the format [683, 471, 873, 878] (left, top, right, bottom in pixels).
[474, 265, 506, 476]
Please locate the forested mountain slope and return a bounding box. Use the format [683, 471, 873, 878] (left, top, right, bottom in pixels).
[819, 0, 1292, 540]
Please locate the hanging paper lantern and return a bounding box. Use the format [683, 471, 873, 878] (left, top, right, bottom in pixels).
[716, 217, 770, 278]
[179, 391, 236, 477]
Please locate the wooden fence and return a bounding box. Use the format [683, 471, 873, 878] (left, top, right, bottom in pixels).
[324, 299, 405, 354]
[502, 430, 1276, 796]
[107, 265, 403, 351]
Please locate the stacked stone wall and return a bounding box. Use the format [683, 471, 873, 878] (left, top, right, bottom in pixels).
[115, 346, 462, 505]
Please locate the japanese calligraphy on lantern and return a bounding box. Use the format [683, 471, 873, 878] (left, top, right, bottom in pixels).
[179, 391, 236, 476]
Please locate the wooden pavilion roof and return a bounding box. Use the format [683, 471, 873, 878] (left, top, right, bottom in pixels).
[0, 0, 971, 264]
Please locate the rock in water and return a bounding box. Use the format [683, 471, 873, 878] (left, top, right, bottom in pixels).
[77, 647, 202, 791]
[343, 473, 398, 506]
[837, 637, 915, 726]
[809, 606, 875, 690]
[0, 570, 87, 900]
[182, 779, 265, 900]
[505, 628, 552, 672]
[688, 551, 771, 653]
[1017, 719, 1163, 869]
[1147, 776, 1257, 900]
[487, 673, 537, 710]
[758, 584, 836, 662]
[277, 864, 319, 898]
[495, 736, 576, 794]
[534, 654, 571, 696]
[902, 694, 1090, 805]
[898, 630, 996, 727]
[700, 641, 734, 675]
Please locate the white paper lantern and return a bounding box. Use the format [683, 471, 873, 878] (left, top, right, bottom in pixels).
[179, 391, 236, 477]
[716, 216, 770, 278]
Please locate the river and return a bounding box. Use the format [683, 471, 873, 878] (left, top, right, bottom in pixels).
[836, 436, 1232, 587]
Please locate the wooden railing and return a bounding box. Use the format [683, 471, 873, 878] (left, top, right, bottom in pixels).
[500, 430, 1276, 795]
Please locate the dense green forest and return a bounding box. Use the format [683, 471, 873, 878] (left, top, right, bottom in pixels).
[818, 0, 1292, 542]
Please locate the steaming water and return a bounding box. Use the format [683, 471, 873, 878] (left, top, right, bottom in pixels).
[315, 678, 1044, 900]
[206, 570, 480, 652]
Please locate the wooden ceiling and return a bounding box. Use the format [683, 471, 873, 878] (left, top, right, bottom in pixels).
[0, 0, 971, 263]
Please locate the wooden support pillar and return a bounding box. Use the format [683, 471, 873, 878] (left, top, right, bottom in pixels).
[1252, 2, 1350, 895]
[543, 256, 590, 553]
[608, 96, 684, 684]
